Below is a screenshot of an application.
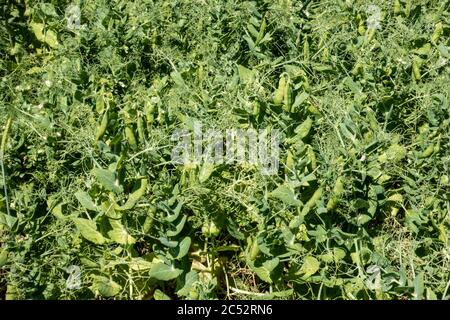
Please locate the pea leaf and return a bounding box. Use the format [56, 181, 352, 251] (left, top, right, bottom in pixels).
[92, 168, 122, 193]
[75, 191, 97, 211]
[298, 256, 320, 278]
[270, 184, 301, 207]
[149, 263, 183, 281]
[107, 219, 136, 245]
[72, 218, 105, 245]
[91, 275, 122, 297]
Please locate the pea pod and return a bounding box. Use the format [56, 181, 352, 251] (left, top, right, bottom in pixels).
[307, 145, 317, 170]
[405, 0, 411, 17]
[393, 0, 401, 15]
[303, 37, 310, 61]
[248, 236, 260, 261]
[302, 187, 323, 215]
[125, 125, 137, 149]
[285, 150, 294, 173]
[419, 144, 434, 158]
[143, 205, 156, 233]
[115, 178, 148, 211]
[412, 57, 421, 81]
[95, 111, 108, 142]
[273, 76, 286, 105]
[326, 177, 344, 211]
[283, 76, 292, 112]
[137, 116, 145, 143]
[431, 22, 443, 44]
[321, 47, 329, 63]
[144, 101, 155, 126]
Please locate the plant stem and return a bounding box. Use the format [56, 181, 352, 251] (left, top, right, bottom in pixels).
[1, 117, 12, 216]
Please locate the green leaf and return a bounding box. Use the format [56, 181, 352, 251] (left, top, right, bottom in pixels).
[129, 258, 154, 271]
[75, 191, 97, 211]
[167, 215, 187, 237]
[237, 65, 254, 84]
[72, 217, 105, 245]
[249, 257, 280, 284]
[199, 163, 215, 183]
[177, 270, 199, 297]
[0, 213, 17, 229]
[154, 289, 171, 300]
[171, 236, 191, 259]
[149, 263, 183, 281]
[270, 184, 301, 206]
[91, 275, 122, 297]
[0, 249, 8, 267]
[107, 219, 136, 245]
[92, 168, 122, 193]
[298, 256, 320, 278]
[44, 30, 58, 48]
[413, 272, 424, 300]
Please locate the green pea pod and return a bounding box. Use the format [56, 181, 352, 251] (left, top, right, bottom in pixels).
[145, 102, 155, 126]
[115, 178, 148, 211]
[303, 37, 310, 61]
[95, 111, 108, 142]
[273, 76, 286, 105]
[394, 0, 401, 14]
[303, 188, 323, 215]
[125, 125, 137, 149]
[419, 144, 434, 158]
[248, 237, 260, 261]
[143, 205, 156, 233]
[432, 22, 443, 44]
[405, 0, 411, 17]
[283, 76, 292, 112]
[307, 145, 317, 170]
[412, 58, 421, 81]
[326, 177, 344, 211]
[137, 116, 145, 143]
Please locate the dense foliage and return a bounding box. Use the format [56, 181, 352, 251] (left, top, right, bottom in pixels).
[1, 0, 449, 299]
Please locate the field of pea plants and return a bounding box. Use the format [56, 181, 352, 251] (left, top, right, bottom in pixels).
[1, 0, 449, 300]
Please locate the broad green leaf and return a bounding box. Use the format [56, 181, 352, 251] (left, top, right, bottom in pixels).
[292, 92, 309, 111]
[171, 236, 191, 259]
[72, 217, 105, 245]
[199, 163, 214, 183]
[91, 275, 121, 297]
[298, 256, 320, 278]
[167, 215, 187, 237]
[92, 168, 122, 193]
[249, 257, 280, 284]
[0, 213, 17, 230]
[154, 289, 171, 300]
[270, 184, 301, 206]
[44, 30, 58, 48]
[413, 272, 424, 300]
[149, 263, 183, 281]
[107, 219, 136, 245]
[0, 249, 8, 267]
[177, 270, 199, 297]
[129, 258, 154, 271]
[75, 191, 97, 211]
[30, 22, 45, 42]
[237, 65, 254, 84]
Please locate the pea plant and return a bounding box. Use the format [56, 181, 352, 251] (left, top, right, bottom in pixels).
[0, 0, 449, 300]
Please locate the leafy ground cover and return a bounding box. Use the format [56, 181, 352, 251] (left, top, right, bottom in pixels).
[0, 0, 449, 300]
